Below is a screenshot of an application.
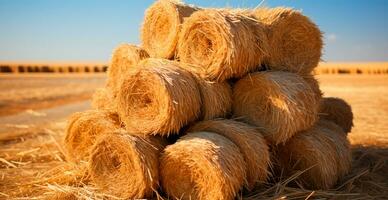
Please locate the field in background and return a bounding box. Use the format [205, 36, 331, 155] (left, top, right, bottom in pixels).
[1, 62, 388, 75]
[0, 69, 387, 198]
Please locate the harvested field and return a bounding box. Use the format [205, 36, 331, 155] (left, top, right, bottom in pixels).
[0, 74, 106, 116]
[0, 73, 387, 199]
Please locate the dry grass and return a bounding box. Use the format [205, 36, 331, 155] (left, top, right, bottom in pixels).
[91, 87, 117, 111]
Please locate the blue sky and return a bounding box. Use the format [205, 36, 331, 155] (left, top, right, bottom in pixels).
[0, 0, 387, 62]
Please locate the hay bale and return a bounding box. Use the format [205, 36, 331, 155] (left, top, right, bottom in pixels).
[141, 0, 199, 58]
[91, 87, 117, 111]
[233, 71, 321, 145]
[160, 131, 246, 200]
[64, 110, 120, 162]
[320, 97, 353, 134]
[107, 44, 149, 93]
[180, 66, 232, 119]
[177, 9, 269, 81]
[89, 132, 167, 199]
[276, 119, 352, 190]
[117, 58, 201, 136]
[251, 7, 322, 74]
[188, 119, 270, 190]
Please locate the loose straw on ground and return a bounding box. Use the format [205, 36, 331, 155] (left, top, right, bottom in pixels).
[64, 110, 120, 162]
[141, 0, 199, 58]
[233, 71, 321, 145]
[160, 131, 246, 200]
[251, 7, 322, 74]
[188, 119, 270, 190]
[177, 9, 269, 81]
[89, 132, 167, 199]
[117, 58, 201, 136]
[320, 97, 354, 134]
[276, 119, 352, 189]
[107, 44, 149, 93]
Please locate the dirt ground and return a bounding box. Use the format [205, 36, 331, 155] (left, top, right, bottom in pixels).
[0, 74, 387, 199]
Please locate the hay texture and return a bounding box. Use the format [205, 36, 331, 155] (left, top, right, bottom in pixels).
[184, 67, 232, 119]
[276, 119, 352, 190]
[64, 110, 120, 162]
[107, 44, 149, 93]
[177, 9, 268, 81]
[251, 7, 322, 74]
[91, 87, 117, 111]
[233, 71, 321, 145]
[160, 131, 246, 200]
[117, 58, 201, 136]
[188, 119, 270, 190]
[89, 132, 167, 199]
[141, 0, 199, 58]
[320, 97, 354, 134]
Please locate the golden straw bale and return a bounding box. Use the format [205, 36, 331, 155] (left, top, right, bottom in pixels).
[320, 97, 354, 134]
[107, 44, 149, 92]
[276, 119, 352, 190]
[141, 0, 199, 58]
[188, 119, 270, 190]
[251, 7, 322, 74]
[233, 71, 321, 145]
[91, 87, 117, 111]
[183, 67, 232, 119]
[64, 110, 120, 162]
[160, 131, 246, 200]
[117, 58, 201, 136]
[89, 132, 167, 199]
[177, 9, 269, 81]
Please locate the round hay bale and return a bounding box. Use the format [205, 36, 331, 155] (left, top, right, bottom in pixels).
[320, 97, 353, 134]
[251, 7, 322, 74]
[91, 87, 117, 111]
[160, 131, 246, 200]
[177, 9, 269, 81]
[141, 0, 199, 58]
[107, 44, 149, 93]
[188, 119, 270, 190]
[89, 132, 167, 199]
[182, 67, 232, 119]
[64, 110, 120, 162]
[117, 58, 201, 136]
[276, 119, 352, 190]
[232, 71, 321, 145]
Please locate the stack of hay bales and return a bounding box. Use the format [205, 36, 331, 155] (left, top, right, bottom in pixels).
[63, 0, 354, 199]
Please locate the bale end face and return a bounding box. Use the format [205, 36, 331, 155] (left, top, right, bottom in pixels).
[160, 131, 246, 200]
[141, 0, 198, 58]
[320, 97, 354, 134]
[116, 58, 201, 136]
[64, 110, 120, 162]
[89, 133, 166, 199]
